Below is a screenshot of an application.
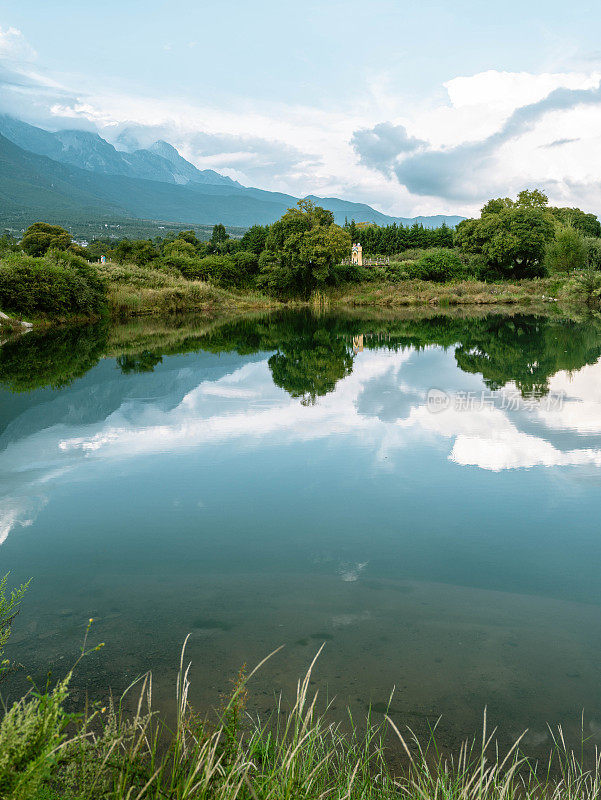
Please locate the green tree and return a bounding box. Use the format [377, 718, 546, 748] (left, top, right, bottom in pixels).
[239, 224, 269, 255]
[21, 223, 72, 257]
[210, 223, 229, 253]
[258, 200, 351, 297]
[455, 190, 555, 278]
[544, 227, 587, 274]
[585, 237, 601, 270]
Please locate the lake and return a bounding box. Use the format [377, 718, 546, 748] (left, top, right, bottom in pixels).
[2, 309, 601, 756]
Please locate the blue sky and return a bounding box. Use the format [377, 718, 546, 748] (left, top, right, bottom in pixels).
[2, 0, 601, 215]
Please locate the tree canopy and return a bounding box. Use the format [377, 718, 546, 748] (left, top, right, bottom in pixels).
[258, 200, 351, 297]
[21, 223, 73, 257]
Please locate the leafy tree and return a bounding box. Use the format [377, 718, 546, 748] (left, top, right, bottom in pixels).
[231, 250, 259, 286]
[210, 223, 229, 253]
[550, 207, 601, 238]
[544, 227, 587, 273]
[161, 239, 198, 272]
[177, 229, 201, 248]
[109, 239, 159, 267]
[239, 224, 269, 255]
[0, 251, 107, 317]
[258, 200, 351, 297]
[585, 237, 601, 270]
[455, 190, 555, 278]
[21, 223, 72, 257]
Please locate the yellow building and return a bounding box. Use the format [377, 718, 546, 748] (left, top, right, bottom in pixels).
[351, 243, 363, 266]
[353, 334, 364, 353]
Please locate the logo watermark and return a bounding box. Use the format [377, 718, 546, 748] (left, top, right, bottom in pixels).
[427, 388, 566, 414]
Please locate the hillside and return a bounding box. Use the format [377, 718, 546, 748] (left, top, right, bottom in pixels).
[0, 117, 464, 230]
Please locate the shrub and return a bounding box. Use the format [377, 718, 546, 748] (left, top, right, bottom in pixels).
[584, 236, 601, 270]
[544, 227, 587, 273]
[413, 248, 465, 282]
[231, 250, 259, 286]
[178, 255, 228, 281]
[563, 269, 601, 306]
[0, 252, 107, 317]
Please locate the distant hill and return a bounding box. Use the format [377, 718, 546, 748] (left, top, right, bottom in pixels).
[0, 116, 464, 230]
[0, 116, 238, 188]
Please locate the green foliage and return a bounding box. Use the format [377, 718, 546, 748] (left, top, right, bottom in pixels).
[455, 190, 556, 278]
[413, 248, 465, 282]
[210, 222, 229, 253]
[0, 575, 29, 679]
[240, 223, 269, 255]
[544, 227, 588, 273]
[550, 206, 601, 238]
[563, 270, 601, 306]
[259, 200, 351, 297]
[0, 676, 73, 798]
[21, 223, 72, 257]
[0, 251, 107, 317]
[343, 218, 454, 255]
[0, 324, 108, 391]
[108, 239, 159, 266]
[584, 236, 601, 270]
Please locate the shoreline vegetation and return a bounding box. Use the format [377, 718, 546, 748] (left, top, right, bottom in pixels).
[2, 581, 601, 800]
[2, 189, 601, 328]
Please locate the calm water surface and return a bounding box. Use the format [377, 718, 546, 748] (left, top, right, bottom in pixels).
[2, 310, 601, 754]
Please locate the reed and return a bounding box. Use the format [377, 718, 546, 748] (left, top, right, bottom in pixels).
[2, 638, 601, 800]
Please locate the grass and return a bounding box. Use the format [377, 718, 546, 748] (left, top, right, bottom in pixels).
[332, 277, 570, 310]
[2, 637, 601, 800]
[98, 263, 281, 318]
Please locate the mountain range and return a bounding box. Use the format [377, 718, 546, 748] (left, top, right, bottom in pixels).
[0, 116, 464, 230]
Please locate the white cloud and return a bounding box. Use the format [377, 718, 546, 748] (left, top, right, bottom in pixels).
[0, 26, 36, 63]
[0, 496, 47, 545]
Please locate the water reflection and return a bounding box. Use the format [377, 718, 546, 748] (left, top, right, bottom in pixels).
[3, 310, 601, 754]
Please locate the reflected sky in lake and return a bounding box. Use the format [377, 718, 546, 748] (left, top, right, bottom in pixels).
[3, 312, 601, 753]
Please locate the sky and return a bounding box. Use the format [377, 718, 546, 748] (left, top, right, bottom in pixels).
[2, 0, 601, 216]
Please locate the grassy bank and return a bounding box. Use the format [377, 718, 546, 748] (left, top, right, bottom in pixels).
[330, 276, 569, 310]
[100, 263, 282, 319]
[2, 640, 601, 800]
[2, 251, 599, 329]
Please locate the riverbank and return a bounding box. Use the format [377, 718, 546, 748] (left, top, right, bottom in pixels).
[1, 641, 599, 800]
[2, 266, 594, 331]
[100, 262, 283, 318]
[330, 276, 569, 309]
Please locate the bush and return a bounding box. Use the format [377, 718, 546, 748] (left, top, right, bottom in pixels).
[0, 252, 107, 317]
[177, 255, 226, 281]
[563, 269, 601, 306]
[584, 237, 601, 270]
[544, 227, 587, 273]
[413, 249, 465, 282]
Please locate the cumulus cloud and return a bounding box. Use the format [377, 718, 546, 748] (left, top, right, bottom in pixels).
[349, 70, 601, 207]
[395, 81, 601, 200]
[0, 25, 36, 63]
[351, 122, 425, 175]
